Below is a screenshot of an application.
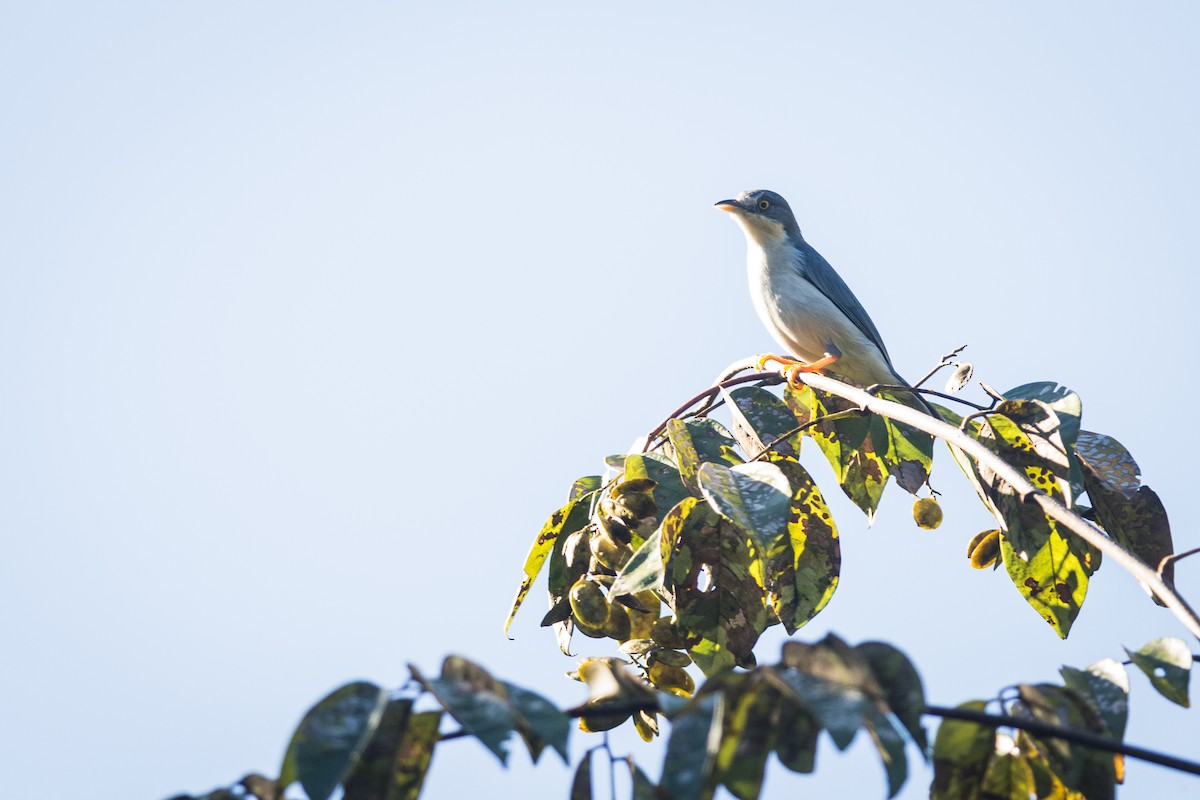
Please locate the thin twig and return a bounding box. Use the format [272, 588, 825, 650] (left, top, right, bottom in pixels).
[1161, 547, 1200, 576]
[868, 383, 990, 411]
[912, 344, 969, 389]
[642, 372, 782, 450]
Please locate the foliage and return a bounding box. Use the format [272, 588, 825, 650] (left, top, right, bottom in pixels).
[170, 364, 1199, 800]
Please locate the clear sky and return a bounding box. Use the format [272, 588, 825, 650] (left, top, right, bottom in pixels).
[3, 2, 1199, 798]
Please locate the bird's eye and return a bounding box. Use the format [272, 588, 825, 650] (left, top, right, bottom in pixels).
[757, 199, 771, 211]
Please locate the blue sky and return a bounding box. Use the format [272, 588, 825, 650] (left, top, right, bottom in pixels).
[3, 3, 1199, 798]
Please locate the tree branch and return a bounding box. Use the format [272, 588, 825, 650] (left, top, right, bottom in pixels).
[671, 364, 1200, 641]
[558, 697, 1200, 776]
[924, 703, 1200, 776]
[779, 368, 1200, 641]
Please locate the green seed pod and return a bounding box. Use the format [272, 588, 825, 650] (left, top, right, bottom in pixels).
[569, 578, 611, 628]
[602, 604, 632, 641]
[616, 491, 656, 521]
[913, 497, 943, 530]
[633, 709, 659, 742]
[590, 527, 632, 571]
[647, 648, 692, 669]
[648, 662, 694, 697]
[968, 529, 1002, 569]
[649, 617, 689, 649]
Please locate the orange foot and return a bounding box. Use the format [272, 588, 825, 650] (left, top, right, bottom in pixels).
[755, 353, 840, 388]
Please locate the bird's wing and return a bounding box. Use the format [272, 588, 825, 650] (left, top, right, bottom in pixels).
[794, 241, 895, 368]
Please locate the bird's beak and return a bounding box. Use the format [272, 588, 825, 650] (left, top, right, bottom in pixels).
[714, 199, 741, 213]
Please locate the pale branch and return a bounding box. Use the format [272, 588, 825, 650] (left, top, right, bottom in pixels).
[779, 367, 1200, 642]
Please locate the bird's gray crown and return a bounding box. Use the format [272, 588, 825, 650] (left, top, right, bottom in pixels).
[716, 189, 802, 236]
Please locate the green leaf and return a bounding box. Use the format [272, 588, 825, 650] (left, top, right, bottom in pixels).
[502, 681, 571, 765]
[626, 758, 658, 800]
[930, 700, 993, 800]
[1125, 637, 1192, 707]
[999, 521, 1091, 639]
[713, 681, 775, 800]
[1077, 435, 1174, 595]
[855, 641, 928, 754]
[341, 698, 413, 800]
[877, 409, 934, 495]
[570, 475, 603, 501]
[1004, 382, 1082, 500]
[864, 705, 908, 798]
[342, 703, 442, 800]
[505, 497, 591, 634]
[284, 681, 389, 800]
[771, 667, 868, 751]
[625, 452, 693, 518]
[1013, 683, 1110, 793]
[660, 694, 724, 800]
[976, 406, 1095, 637]
[670, 503, 769, 677]
[1003, 382, 1081, 448]
[697, 461, 791, 555]
[420, 657, 519, 764]
[979, 753, 1035, 800]
[667, 419, 704, 494]
[1059, 658, 1129, 740]
[723, 385, 802, 459]
[767, 458, 840, 634]
[387, 712, 442, 800]
[610, 528, 665, 597]
[772, 700, 819, 774]
[1073, 430, 1140, 495]
[570, 748, 593, 800]
[786, 384, 889, 519]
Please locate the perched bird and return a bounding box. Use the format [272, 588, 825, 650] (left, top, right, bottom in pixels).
[716, 189, 934, 414]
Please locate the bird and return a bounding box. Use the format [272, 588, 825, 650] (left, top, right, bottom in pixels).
[715, 189, 935, 415]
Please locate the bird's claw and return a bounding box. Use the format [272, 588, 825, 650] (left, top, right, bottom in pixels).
[755, 353, 838, 388]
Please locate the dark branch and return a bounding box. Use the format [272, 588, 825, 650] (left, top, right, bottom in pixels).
[924, 703, 1200, 777]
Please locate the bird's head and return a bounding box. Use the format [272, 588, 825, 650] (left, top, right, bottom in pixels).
[714, 189, 801, 244]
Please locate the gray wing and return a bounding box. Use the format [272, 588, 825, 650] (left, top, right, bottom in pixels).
[794, 240, 895, 368]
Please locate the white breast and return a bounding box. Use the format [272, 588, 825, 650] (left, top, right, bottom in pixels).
[745, 236, 898, 387]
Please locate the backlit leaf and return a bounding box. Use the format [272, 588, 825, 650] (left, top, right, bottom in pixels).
[856, 641, 928, 754]
[419, 657, 518, 764]
[1059, 658, 1129, 740]
[502, 681, 571, 765]
[713, 680, 776, 800]
[1125, 637, 1191, 708]
[570, 749, 593, 800]
[505, 498, 591, 634]
[625, 452, 692, 519]
[765, 458, 840, 634]
[697, 461, 791, 555]
[930, 700, 993, 800]
[723, 385, 802, 459]
[660, 694, 723, 800]
[670, 504, 769, 677]
[786, 384, 889, 518]
[286, 681, 389, 800]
